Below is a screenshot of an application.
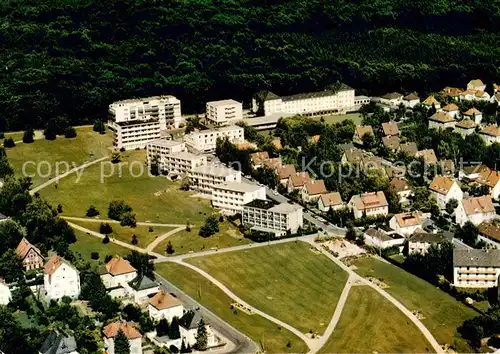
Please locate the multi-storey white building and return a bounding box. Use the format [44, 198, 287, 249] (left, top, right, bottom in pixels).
[101, 256, 138, 289]
[242, 199, 303, 235]
[428, 176, 463, 209]
[147, 139, 186, 159]
[0, 279, 11, 305]
[455, 196, 497, 226]
[212, 181, 266, 215]
[206, 99, 243, 126]
[189, 164, 242, 196]
[44, 255, 80, 301]
[253, 84, 356, 117]
[453, 249, 500, 288]
[108, 96, 181, 150]
[183, 125, 244, 152]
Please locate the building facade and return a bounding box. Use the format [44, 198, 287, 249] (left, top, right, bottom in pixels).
[206, 99, 243, 126]
[242, 199, 303, 235]
[348, 191, 389, 219]
[183, 126, 244, 152]
[148, 290, 184, 322]
[389, 212, 423, 236]
[429, 176, 463, 209]
[455, 196, 497, 226]
[453, 249, 500, 288]
[408, 232, 453, 255]
[44, 255, 80, 301]
[189, 164, 242, 196]
[212, 182, 266, 215]
[101, 256, 138, 289]
[16, 238, 44, 270]
[103, 321, 142, 354]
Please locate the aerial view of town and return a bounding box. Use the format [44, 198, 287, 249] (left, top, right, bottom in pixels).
[1, 2, 500, 354]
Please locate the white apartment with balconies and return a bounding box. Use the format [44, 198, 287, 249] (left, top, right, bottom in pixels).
[206, 99, 243, 126]
[183, 125, 244, 152]
[453, 249, 500, 288]
[242, 199, 303, 235]
[146, 139, 207, 175]
[189, 164, 242, 196]
[212, 181, 266, 215]
[108, 96, 182, 150]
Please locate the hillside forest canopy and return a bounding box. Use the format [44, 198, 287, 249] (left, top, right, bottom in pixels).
[1, 0, 500, 131]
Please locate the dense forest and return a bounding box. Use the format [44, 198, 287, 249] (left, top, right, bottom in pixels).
[1, 0, 500, 130]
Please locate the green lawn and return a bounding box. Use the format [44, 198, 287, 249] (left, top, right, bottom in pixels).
[69, 220, 175, 248]
[320, 286, 433, 353]
[154, 222, 251, 256]
[6, 126, 112, 187]
[311, 112, 362, 125]
[40, 150, 214, 225]
[155, 262, 308, 354]
[186, 241, 348, 334]
[353, 257, 477, 352]
[70, 229, 130, 261]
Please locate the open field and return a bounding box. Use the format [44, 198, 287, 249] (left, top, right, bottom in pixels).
[70, 229, 130, 261]
[186, 241, 348, 334]
[69, 220, 175, 248]
[155, 262, 308, 354]
[40, 150, 214, 225]
[5, 126, 112, 187]
[311, 112, 362, 125]
[353, 257, 477, 352]
[153, 222, 250, 256]
[320, 286, 433, 353]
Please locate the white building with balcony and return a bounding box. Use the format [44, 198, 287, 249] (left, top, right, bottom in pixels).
[189, 164, 242, 196]
[212, 181, 266, 215]
[242, 199, 303, 235]
[184, 125, 244, 152]
[453, 249, 500, 288]
[206, 99, 243, 126]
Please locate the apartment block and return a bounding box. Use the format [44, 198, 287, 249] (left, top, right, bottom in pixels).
[453, 249, 500, 288]
[242, 199, 304, 235]
[189, 164, 242, 196]
[183, 125, 244, 152]
[212, 181, 266, 215]
[206, 99, 243, 126]
[147, 139, 186, 162]
[146, 139, 206, 175]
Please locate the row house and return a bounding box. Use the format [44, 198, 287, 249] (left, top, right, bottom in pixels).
[276, 164, 296, 185]
[287, 172, 311, 193]
[428, 176, 463, 209]
[348, 191, 389, 219]
[455, 195, 497, 226]
[453, 249, 500, 288]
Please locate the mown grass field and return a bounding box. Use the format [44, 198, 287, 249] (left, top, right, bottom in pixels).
[70, 229, 130, 261]
[40, 150, 214, 225]
[320, 286, 433, 353]
[311, 112, 362, 125]
[153, 222, 250, 256]
[5, 126, 112, 187]
[155, 262, 308, 354]
[353, 257, 477, 352]
[186, 241, 348, 334]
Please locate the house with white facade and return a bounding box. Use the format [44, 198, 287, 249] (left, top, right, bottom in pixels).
[249, 151, 270, 169]
[148, 290, 184, 322]
[461, 90, 490, 102]
[455, 196, 497, 226]
[460, 164, 500, 200]
[389, 212, 423, 236]
[276, 164, 296, 185]
[422, 96, 441, 109]
[242, 199, 303, 235]
[101, 256, 138, 291]
[44, 255, 80, 301]
[348, 191, 388, 219]
[0, 279, 11, 305]
[189, 164, 242, 196]
[16, 237, 44, 270]
[301, 180, 327, 203]
[354, 95, 371, 110]
[318, 192, 344, 212]
[480, 125, 500, 145]
[478, 221, 500, 245]
[379, 92, 404, 106]
[453, 249, 500, 288]
[212, 181, 266, 215]
[463, 107, 482, 124]
[440, 103, 460, 118]
[183, 125, 244, 152]
[39, 331, 79, 354]
[352, 125, 374, 145]
[428, 176, 463, 209]
[103, 321, 142, 354]
[428, 112, 456, 130]
[415, 149, 438, 165]
[408, 231, 453, 255]
[205, 99, 242, 126]
[389, 178, 412, 204]
[403, 93, 420, 108]
[441, 87, 462, 101]
[454, 119, 477, 137]
[363, 228, 405, 249]
[128, 276, 160, 305]
[287, 172, 311, 193]
[467, 79, 486, 91]
[178, 311, 218, 349]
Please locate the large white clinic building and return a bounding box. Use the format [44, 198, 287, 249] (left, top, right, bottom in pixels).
[183, 125, 244, 152]
[108, 95, 182, 150]
[212, 181, 266, 215]
[242, 199, 303, 235]
[252, 84, 356, 117]
[206, 99, 243, 126]
[146, 139, 207, 175]
[189, 163, 242, 196]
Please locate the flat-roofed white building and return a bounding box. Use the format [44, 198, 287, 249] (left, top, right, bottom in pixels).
[206, 99, 243, 126]
[108, 96, 181, 150]
[212, 181, 266, 215]
[453, 249, 500, 288]
[184, 126, 244, 152]
[189, 164, 242, 196]
[242, 199, 303, 235]
[159, 152, 207, 175]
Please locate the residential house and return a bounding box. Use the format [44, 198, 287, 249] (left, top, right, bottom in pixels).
[179, 311, 218, 348]
[262, 158, 281, 171]
[301, 180, 327, 203]
[403, 93, 420, 108]
[458, 164, 485, 181]
[389, 212, 423, 236]
[148, 290, 184, 322]
[44, 255, 80, 301]
[287, 172, 311, 193]
[39, 332, 78, 354]
[103, 321, 142, 354]
[478, 221, 500, 245]
[341, 148, 364, 165]
[242, 199, 303, 235]
[463, 165, 500, 199]
[363, 228, 405, 249]
[408, 231, 453, 255]
[428, 112, 456, 130]
[16, 238, 44, 270]
[453, 249, 500, 288]
[249, 151, 270, 169]
[361, 155, 387, 176]
[389, 178, 412, 204]
[381, 121, 400, 136]
[348, 191, 389, 219]
[461, 90, 490, 102]
[0, 279, 11, 305]
[128, 276, 160, 304]
[318, 192, 344, 212]
[474, 91, 491, 102]
[440, 103, 460, 118]
[455, 196, 497, 226]
[463, 107, 482, 124]
[467, 79, 486, 91]
[440, 159, 455, 176]
[385, 164, 406, 179]
[455, 119, 477, 137]
[353, 125, 374, 145]
[441, 87, 462, 101]
[415, 149, 438, 165]
[101, 256, 138, 290]
[380, 92, 404, 106]
[422, 96, 441, 109]
[491, 93, 500, 106]
[479, 125, 500, 145]
[428, 175, 463, 209]
[276, 164, 296, 185]
[382, 135, 401, 152]
[400, 142, 418, 157]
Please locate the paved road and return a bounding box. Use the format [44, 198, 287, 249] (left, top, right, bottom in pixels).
[146, 226, 185, 252]
[155, 272, 258, 354]
[62, 216, 183, 228]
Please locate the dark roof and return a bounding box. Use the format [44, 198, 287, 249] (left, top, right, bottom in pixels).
[0, 213, 7, 220]
[39, 332, 77, 354]
[404, 93, 419, 101]
[129, 275, 157, 291]
[180, 310, 205, 330]
[453, 249, 500, 267]
[382, 92, 403, 100]
[262, 91, 280, 101]
[244, 199, 279, 210]
[409, 231, 453, 244]
[282, 90, 335, 102]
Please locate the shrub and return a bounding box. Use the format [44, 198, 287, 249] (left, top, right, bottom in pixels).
[120, 212, 137, 227]
[64, 126, 77, 138]
[108, 200, 132, 220]
[86, 205, 99, 217]
[119, 147, 125, 152]
[148, 226, 154, 232]
[3, 137, 15, 148]
[56, 204, 63, 213]
[91, 252, 99, 260]
[102, 235, 110, 244]
[22, 129, 34, 143]
[131, 234, 138, 245]
[100, 222, 113, 235]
